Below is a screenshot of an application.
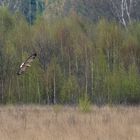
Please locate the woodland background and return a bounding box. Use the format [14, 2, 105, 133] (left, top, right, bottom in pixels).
[0, 0, 140, 105]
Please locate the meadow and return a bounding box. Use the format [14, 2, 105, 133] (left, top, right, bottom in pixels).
[0, 105, 139, 140]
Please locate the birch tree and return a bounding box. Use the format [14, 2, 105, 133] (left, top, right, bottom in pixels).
[110, 0, 137, 27]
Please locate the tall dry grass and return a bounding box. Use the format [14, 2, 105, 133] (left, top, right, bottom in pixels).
[0, 105, 139, 140]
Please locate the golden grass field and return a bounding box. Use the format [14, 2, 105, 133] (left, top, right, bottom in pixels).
[0, 105, 139, 140]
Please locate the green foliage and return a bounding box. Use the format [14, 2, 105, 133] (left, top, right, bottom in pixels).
[79, 94, 91, 112]
[0, 0, 45, 24]
[0, 7, 15, 33]
[60, 75, 79, 104]
[0, 8, 140, 105]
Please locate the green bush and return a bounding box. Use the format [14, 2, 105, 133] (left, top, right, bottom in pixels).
[79, 94, 91, 112]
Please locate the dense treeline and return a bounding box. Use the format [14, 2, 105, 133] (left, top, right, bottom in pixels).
[0, 7, 140, 105]
[0, 0, 45, 23]
[1, 0, 140, 27]
[45, 0, 140, 27]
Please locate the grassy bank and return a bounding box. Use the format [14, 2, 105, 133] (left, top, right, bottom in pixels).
[0, 105, 139, 140]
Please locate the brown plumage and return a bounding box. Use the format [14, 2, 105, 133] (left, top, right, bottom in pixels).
[17, 53, 37, 75]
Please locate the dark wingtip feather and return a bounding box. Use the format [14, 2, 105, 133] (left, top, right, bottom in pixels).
[17, 72, 20, 75]
[33, 53, 37, 56]
[16, 70, 21, 75]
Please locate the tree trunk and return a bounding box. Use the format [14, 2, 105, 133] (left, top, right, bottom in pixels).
[8, 78, 11, 103]
[85, 46, 88, 95]
[37, 78, 41, 104]
[0, 79, 4, 103]
[53, 70, 56, 104]
[17, 77, 20, 102]
[68, 51, 71, 75]
[75, 55, 78, 73]
[91, 60, 94, 97]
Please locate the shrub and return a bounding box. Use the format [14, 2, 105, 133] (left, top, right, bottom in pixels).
[79, 94, 91, 112]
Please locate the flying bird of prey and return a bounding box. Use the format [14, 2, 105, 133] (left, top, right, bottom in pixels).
[17, 53, 37, 75]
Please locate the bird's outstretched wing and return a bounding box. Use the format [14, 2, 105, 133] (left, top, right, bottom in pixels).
[17, 53, 37, 75]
